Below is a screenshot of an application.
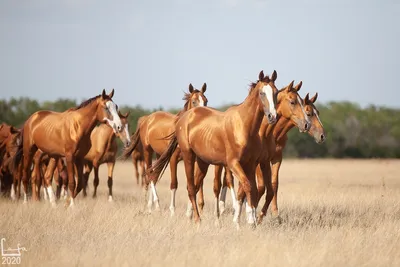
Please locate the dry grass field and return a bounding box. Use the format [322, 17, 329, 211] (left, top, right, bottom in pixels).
[1, 159, 399, 267]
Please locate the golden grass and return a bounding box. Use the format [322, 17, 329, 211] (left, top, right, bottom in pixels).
[1, 159, 399, 267]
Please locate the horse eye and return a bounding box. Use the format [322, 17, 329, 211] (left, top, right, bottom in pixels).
[259, 92, 266, 96]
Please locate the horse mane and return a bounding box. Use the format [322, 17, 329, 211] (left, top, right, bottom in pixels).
[70, 94, 101, 111]
[175, 89, 202, 119]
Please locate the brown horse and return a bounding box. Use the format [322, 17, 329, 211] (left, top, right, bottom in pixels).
[0, 124, 21, 198]
[121, 83, 208, 214]
[255, 92, 325, 224]
[148, 70, 279, 227]
[12, 89, 123, 206]
[131, 141, 145, 186]
[81, 111, 131, 201]
[203, 80, 310, 215]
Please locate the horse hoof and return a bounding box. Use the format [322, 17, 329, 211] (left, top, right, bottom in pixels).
[248, 222, 257, 230]
[185, 211, 193, 219]
[108, 196, 113, 202]
[234, 222, 240, 231]
[169, 207, 175, 217]
[214, 219, 221, 228]
[271, 215, 283, 225]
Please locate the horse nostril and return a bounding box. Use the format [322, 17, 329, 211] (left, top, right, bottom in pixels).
[305, 123, 309, 131]
[321, 134, 325, 141]
[267, 114, 273, 120]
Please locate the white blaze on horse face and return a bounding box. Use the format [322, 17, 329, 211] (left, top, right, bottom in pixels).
[262, 84, 277, 117]
[105, 101, 123, 133]
[198, 95, 205, 107]
[313, 108, 324, 127]
[298, 96, 310, 124]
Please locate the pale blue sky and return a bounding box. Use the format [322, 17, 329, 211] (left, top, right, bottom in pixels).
[0, 0, 398, 109]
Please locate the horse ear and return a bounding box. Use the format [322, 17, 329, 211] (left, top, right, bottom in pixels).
[286, 80, 295, 92]
[310, 92, 318, 103]
[189, 83, 194, 93]
[124, 111, 130, 118]
[304, 93, 310, 103]
[108, 88, 115, 99]
[294, 81, 302, 91]
[102, 89, 107, 99]
[258, 70, 264, 81]
[271, 70, 277, 82]
[201, 83, 207, 93]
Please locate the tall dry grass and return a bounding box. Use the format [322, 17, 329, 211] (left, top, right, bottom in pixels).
[1, 159, 399, 267]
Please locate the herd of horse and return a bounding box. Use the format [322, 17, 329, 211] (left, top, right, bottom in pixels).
[0, 70, 325, 229]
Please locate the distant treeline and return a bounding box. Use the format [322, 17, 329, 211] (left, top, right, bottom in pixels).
[1, 97, 399, 158]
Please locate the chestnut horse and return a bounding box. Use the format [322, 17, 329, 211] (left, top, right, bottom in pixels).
[11, 89, 123, 206]
[148, 70, 279, 227]
[121, 83, 208, 214]
[81, 111, 131, 201]
[255, 92, 325, 224]
[202, 80, 310, 215]
[0, 124, 21, 197]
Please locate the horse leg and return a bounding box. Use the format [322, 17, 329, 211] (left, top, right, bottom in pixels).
[43, 158, 57, 207]
[256, 163, 266, 205]
[257, 161, 273, 225]
[11, 162, 22, 201]
[192, 159, 211, 221]
[270, 153, 283, 221]
[73, 158, 84, 198]
[82, 161, 93, 197]
[107, 161, 115, 202]
[197, 179, 205, 214]
[10, 173, 16, 201]
[31, 152, 43, 201]
[229, 160, 256, 229]
[132, 156, 139, 185]
[22, 145, 37, 203]
[168, 149, 180, 216]
[181, 150, 201, 223]
[60, 160, 68, 200]
[225, 168, 238, 214]
[143, 147, 153, 212]
[92, 163, 99, 198]
[140, 160, 145, 187]
[65, 154, 76, 207]
[215, 165, 226, 214]
[40, 162, 48, 201]
[54, 158, 64, 199]
[193, 160, 204, 214]
[149, 153, 162, 212]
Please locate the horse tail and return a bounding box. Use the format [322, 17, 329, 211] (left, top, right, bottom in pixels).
[120, 126, 141, 160]
[146, 132, 178, 182]
[11, 128, 24, 173]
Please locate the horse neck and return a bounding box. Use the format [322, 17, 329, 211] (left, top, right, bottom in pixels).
[73, 101, 101, 135]
[106, 129, 117, 150]
[239, 88, 265, 137]
[275, 117, 296, 142]
[175, 100, 192, 119]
